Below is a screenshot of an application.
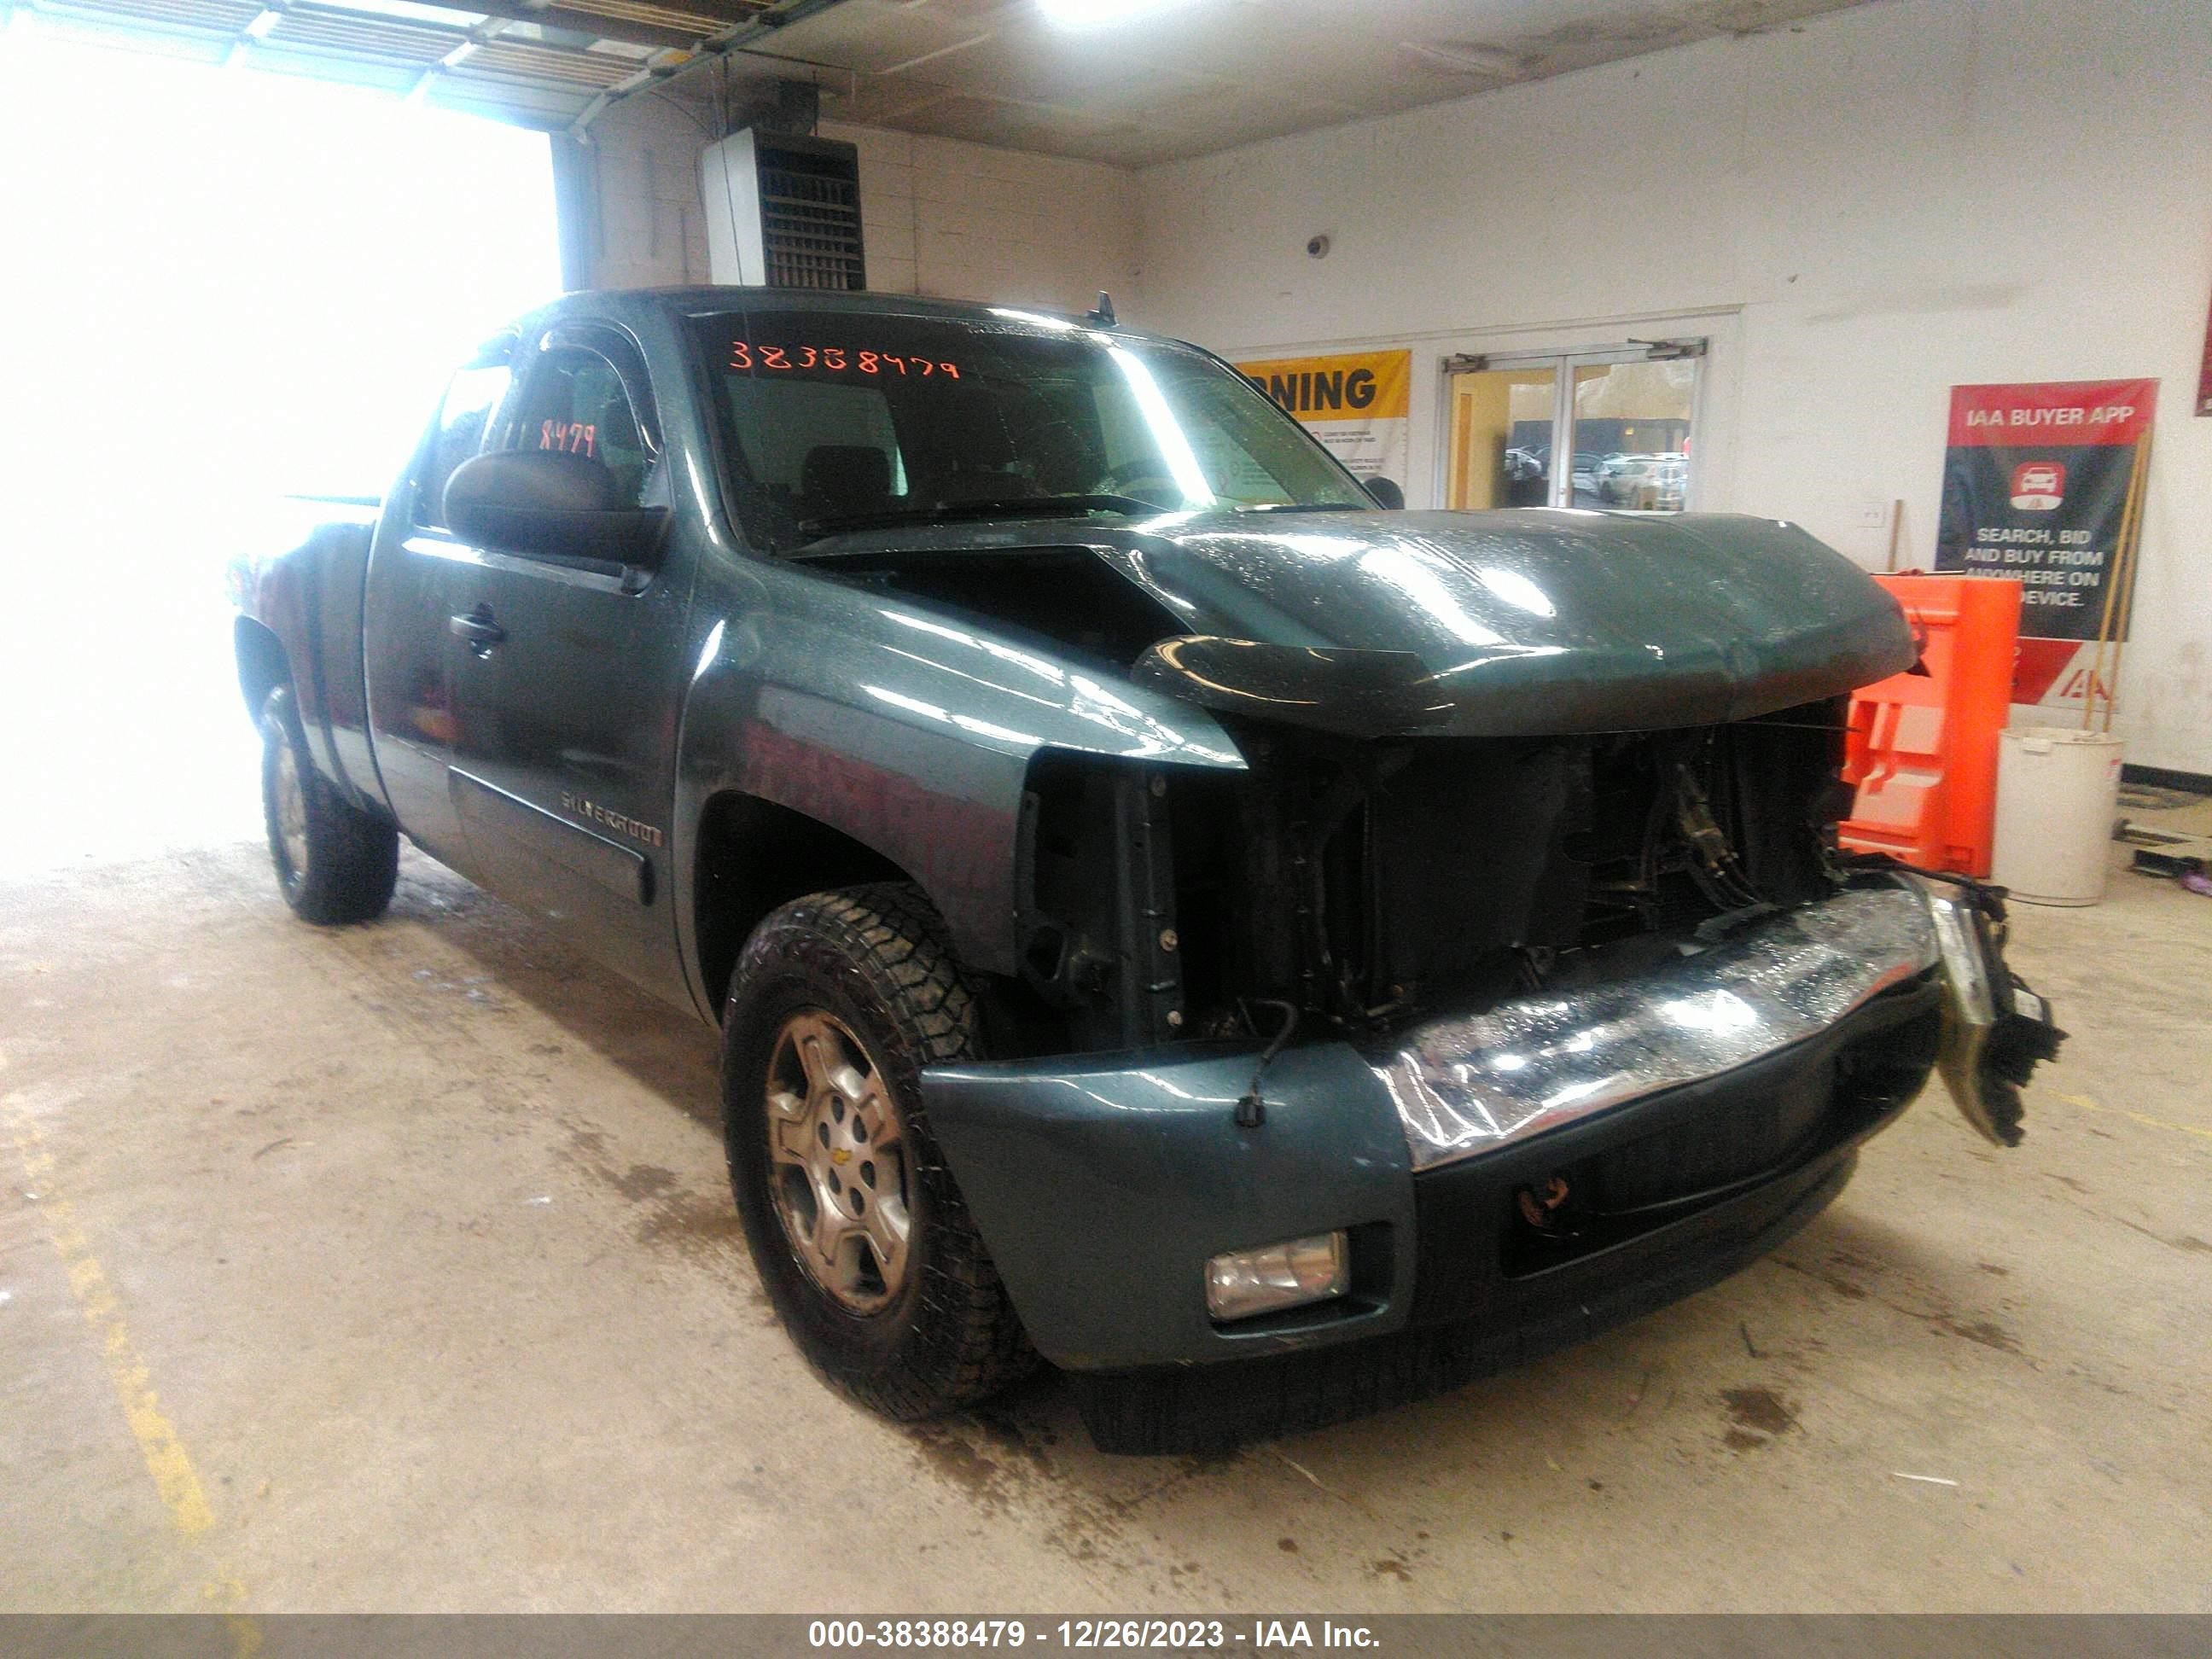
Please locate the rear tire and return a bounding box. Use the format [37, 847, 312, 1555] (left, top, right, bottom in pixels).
[722, 882, 1033, 1419]
[259, 686, 399, 925]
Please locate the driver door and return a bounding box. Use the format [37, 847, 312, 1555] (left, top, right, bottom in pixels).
[443, 324, 694, 1004]
[361, 346, 513, 865]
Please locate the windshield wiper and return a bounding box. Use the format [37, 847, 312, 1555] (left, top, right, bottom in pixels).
[799, 495, 1167, 538]
[1233, 500, 1369, 513]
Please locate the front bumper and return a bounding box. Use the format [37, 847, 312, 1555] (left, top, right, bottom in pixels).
[1377, 884, 1938, 1172]
[920, 878, 2049, 1381]
[1073, 1121, 1867, 1455]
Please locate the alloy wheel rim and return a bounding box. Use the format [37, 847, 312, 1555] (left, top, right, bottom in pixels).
[764, 1010, 912, 1313]
[275, 743, 309, 880]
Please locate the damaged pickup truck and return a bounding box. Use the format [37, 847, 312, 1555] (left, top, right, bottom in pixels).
[230, 289, 2061, 1452]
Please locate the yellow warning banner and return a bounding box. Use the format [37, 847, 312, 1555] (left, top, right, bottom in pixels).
[1236, 348, 1412, 486]
[1235, 350, 1411, 423]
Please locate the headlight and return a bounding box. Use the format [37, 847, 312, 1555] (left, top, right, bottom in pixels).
[1204, 1231, 1349, 1322]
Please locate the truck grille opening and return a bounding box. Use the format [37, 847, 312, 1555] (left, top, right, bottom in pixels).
[1164, 698, 1854, 1039]
[1008, 700, 1857, 1062]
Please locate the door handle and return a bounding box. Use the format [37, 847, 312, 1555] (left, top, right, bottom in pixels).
[449, 607, 506, 654]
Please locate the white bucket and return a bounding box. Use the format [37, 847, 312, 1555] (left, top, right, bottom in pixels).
[1992, 727, 2126, 905]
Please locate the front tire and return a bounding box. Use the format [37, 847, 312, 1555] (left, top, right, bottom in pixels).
[722, 883, 1032, 1419]
[259, 686, 399, 924]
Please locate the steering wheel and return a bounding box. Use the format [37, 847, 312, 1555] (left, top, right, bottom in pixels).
[1098, 457, 1188, 506]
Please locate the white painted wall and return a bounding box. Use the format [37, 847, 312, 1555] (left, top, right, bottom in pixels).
[569, 105, 1140, 313]
[818, 120, 1139, 313]
[565, 93, 715, 290]
[1135, 0, 2212, 776]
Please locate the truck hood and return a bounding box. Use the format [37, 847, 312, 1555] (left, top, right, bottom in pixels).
[1101, 509, 1912, 736]
[806, 507, 1915, 738]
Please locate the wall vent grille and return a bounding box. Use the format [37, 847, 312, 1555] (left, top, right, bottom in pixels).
[759, 158, 864, 289]
[702, 131, 865, 291]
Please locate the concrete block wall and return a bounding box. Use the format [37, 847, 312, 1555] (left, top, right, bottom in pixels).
[559, 101, 1140, 312]
[559, 92, 715, 290]
[818, 121, 1140, 314]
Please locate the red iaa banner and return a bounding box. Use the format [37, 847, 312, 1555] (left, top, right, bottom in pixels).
[1933, 378, 2157, 713]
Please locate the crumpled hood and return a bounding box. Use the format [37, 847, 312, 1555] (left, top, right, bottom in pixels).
[1088, 508, 1914, 737]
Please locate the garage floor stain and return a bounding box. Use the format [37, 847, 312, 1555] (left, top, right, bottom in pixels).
[1720, 1387, 1799, 1448]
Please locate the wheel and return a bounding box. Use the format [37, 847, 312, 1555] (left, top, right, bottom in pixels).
[259, 686, 399, 925]
[722, 882, 1033, 1419]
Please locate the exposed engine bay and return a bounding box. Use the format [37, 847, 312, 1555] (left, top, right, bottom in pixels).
[1014, 700, 1857, 1053]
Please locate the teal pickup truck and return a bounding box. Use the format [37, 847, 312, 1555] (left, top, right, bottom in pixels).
[230, 288, 2060, 1452]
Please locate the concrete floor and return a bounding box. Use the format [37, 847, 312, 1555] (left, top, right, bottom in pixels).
[2, 552, 2209, 1610]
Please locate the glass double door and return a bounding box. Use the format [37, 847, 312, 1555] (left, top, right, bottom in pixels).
[1446, 345, 1701, 513]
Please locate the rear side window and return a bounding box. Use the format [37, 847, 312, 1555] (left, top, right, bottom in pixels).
[413, 363, 510, 530]
[506, 345, 654, 508]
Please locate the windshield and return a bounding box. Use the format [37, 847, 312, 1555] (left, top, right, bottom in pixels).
[690, 308, 1371, 550]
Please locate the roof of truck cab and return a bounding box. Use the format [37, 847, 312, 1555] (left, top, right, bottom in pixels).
[539, 286, 1173, 344]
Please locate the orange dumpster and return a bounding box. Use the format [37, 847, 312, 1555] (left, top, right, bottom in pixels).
[1840, 574, 2023, 878]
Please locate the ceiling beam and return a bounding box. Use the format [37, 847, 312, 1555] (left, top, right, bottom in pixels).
[632, 0, 769, 23]
[222, 1, 281, 66]
[451, 0, 712, 54]
[567, 0, 845, 138]
[405, 11, 507, 102]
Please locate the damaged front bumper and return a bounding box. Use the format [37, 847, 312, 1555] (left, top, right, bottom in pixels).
[920, 877, 2058, 1386]
[1914, 876, 2065, 1147]
[1378, 885, 1939, 1172]
[1380, 877, 2060, 1169]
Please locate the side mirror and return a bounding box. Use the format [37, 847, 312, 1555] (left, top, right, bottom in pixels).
[444, 449, 667, 565]
[1363, 475, 1406, 510]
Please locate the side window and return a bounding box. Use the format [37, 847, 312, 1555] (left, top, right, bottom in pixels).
[506, 344, 654, 508]
[414, 363, 511, 530]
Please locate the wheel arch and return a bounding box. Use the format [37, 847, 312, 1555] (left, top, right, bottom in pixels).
[236, 617, 291, 725]
[692, 789, 912, 1022]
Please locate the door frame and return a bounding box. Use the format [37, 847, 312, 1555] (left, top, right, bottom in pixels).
[1438, 337, 1710, 510]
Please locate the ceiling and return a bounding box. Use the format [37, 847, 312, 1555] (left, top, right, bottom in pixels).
[719, 0, 1875, 166]
[6, 0, 1872, 151]
[4, 0, 794, 129]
